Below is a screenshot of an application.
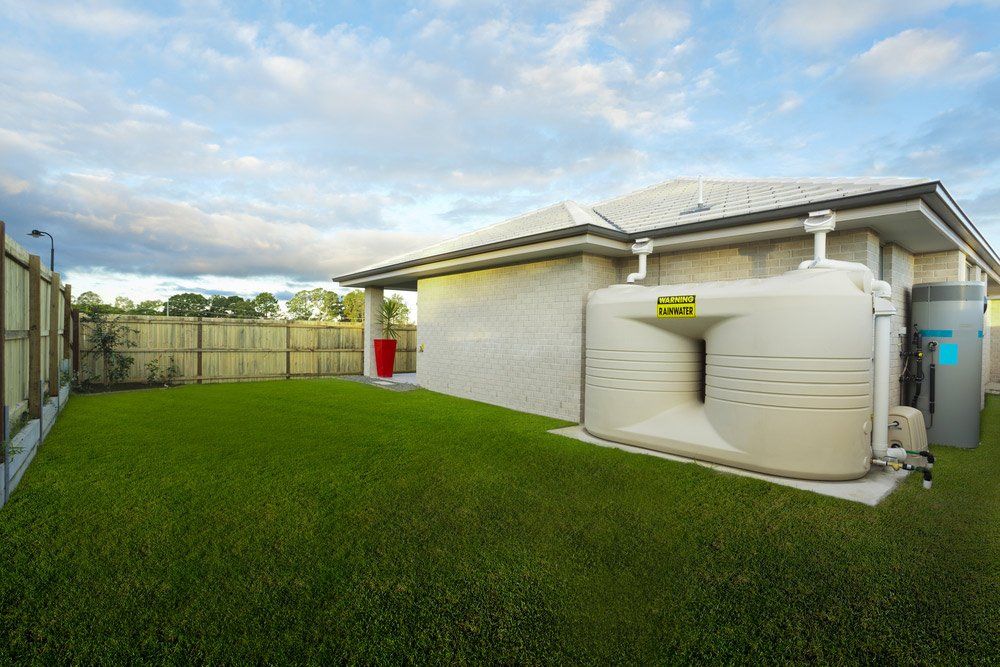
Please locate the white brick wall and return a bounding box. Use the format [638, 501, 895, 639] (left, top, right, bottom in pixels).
[416, 255, 615, 421]
[882, 244, 914, 408]
[414, 230, 992, 420]
[615, 229, 881, 285]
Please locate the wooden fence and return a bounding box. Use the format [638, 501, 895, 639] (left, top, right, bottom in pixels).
[2, 222, 72, 431]
[1, 221, 73, 505]
[77, 315, 417, 384]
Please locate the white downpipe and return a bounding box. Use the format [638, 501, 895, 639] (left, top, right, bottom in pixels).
[797, 209, 873, 274]
[872, 281, 895, 459]
[799, 209, 895, 460]
[626, 238, 653, 284]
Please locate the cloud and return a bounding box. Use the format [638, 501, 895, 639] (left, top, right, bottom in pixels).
[776, 92, 803, 113]
[613, 5, 690, 50]
[850, 29, 994, 81]
[762, 0, 961, 48]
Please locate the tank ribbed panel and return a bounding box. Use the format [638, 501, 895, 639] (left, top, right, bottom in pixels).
[586, 349, 703, 393]
[706, 354, 871, 409]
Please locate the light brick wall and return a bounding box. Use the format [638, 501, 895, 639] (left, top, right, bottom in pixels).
[416, 254, 615, 421]
[990, 299, 1000, 388]
[415, 229, 992, 421]
[615, 229, 881, 284]
[913, 250, 965, 284]
[882, 244, 914, 407]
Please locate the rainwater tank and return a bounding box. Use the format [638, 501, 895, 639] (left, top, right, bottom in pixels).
[585, 267, 876, 480]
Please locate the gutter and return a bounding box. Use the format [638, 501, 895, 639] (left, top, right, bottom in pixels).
[333, 181, 1000, 285]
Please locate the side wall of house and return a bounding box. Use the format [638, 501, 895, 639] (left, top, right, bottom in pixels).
[416, 229, 991, 422]
[416, 254, 615, 421]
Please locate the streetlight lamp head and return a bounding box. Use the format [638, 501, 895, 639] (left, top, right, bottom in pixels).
[29, 229, 42, 237]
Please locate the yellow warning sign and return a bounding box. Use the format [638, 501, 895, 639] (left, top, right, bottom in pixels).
[657, 295, 696, 318]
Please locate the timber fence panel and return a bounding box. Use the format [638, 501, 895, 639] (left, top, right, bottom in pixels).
[78, 316, 416, 385]
[1, 229, 72, 506]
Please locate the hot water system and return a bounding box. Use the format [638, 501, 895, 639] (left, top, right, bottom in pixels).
[584, 210, 939, 485]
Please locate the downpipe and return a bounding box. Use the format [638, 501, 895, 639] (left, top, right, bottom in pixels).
[626, 238, 653, 284]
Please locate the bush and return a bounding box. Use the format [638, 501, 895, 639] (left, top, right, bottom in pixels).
[83, 313, 138, 386]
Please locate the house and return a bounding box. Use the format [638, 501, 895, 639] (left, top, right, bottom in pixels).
[334, 177, 998, 422]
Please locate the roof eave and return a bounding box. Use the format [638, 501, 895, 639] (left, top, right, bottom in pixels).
[333, 180, 1000, 287]
[332, 223, 629, 283]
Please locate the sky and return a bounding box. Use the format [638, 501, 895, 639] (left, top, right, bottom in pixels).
[1, 0, 998, 310]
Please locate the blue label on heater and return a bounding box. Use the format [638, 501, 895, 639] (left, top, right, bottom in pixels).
[920, 329, 953, 338]
[979, 330, 984, 338]
[938, 343, 959, 366]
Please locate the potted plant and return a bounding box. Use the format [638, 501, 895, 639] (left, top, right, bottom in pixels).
[374, 297, 407, 377]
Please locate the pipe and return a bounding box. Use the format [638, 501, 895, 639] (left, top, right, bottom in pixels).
[872, 279, 895, 459]
[626, 238, 653, 284]
[799, 210, 895, 460]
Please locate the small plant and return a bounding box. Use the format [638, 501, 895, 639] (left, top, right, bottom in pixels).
[82, 312, 138, 386]
[164, 356, 181, 385]
[145, 358, 161, 385]
[377, 298, 408, 340]
[70, 371, 96, 393]
[59, 367, 73, 388]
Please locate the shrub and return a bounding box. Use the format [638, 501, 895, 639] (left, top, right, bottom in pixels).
[83, 313, 138, 386]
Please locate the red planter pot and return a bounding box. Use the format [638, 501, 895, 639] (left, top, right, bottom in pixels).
[373, 338, 397, 377]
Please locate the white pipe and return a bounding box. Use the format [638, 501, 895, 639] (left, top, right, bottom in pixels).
[872, 280, 895, 459]
[626, 238, 653, 284]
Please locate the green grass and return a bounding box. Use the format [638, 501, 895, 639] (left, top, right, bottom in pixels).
[1, 380, 997, 664]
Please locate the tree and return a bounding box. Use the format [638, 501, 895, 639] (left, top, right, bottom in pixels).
[341, 290, 365, 322]
[165, 293, 208, 317]
[82, 312, 137, 385]
[75, 291, 103, 308]
[114, 296, 135, 312]
[206, 294, 255, 318]
[251, 292, 279, 319]
[287, 289, 341, 321]
[74, 291, 117, 315]
[133, 300, 164, 315]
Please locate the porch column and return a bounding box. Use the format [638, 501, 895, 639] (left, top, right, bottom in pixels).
[362, 286, 384, 377]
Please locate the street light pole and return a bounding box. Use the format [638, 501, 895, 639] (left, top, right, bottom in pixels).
[28, 230, 54, 273]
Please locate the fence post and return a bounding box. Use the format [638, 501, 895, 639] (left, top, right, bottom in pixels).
[28, 255, 41, 420]
[285, 322, 291, 380]
[0, 220, 6, 442]
[63, 284, 72, 359]
[196, 317, 203, 384]
[0, 220, 8, 444]
[48, 272, 60, 398]
[71, 309, 80, 373]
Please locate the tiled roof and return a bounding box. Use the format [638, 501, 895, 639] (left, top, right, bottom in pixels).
[347, 177, 932, 275]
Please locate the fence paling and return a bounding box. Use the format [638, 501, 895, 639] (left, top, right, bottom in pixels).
[1, 228, 72, 505]
[77, 316, 416, 384]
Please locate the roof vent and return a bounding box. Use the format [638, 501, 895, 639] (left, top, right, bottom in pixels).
[681, 175, 712, 215]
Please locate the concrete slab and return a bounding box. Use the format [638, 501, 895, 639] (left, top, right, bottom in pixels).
[547, 425, 910, 506]
[384, 372, 418, 386]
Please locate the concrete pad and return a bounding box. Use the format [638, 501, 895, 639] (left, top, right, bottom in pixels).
[384, 372, 418, 386]
[548, 425, 909, 506]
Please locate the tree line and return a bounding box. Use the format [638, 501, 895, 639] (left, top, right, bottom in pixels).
[73, 289, 410, 323]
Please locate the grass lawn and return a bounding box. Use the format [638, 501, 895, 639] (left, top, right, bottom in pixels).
[0, 380, 997, 664]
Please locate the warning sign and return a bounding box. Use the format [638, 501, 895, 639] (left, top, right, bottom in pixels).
[657, 295, 696, 318]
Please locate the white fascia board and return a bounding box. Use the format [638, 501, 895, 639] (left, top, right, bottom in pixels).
[336, 233, 630, 288]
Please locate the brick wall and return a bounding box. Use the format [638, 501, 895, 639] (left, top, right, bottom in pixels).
[416, 254, 615, 421]
[615, 229, 881, 285]
[913, 250, 965, 284]
[983, 299, 1000, 392]
[415, 230, 991, 421]
[882, 244, 914, 407]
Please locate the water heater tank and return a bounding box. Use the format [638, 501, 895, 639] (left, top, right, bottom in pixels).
[910, 281, 986, 448]
[585, 268, 876, 480]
